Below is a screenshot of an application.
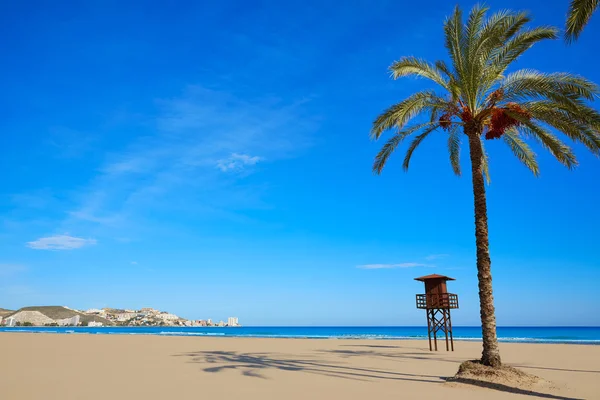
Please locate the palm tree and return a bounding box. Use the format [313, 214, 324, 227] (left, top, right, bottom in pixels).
[371, 5, 600, 368]
[565, 0, 599, 42]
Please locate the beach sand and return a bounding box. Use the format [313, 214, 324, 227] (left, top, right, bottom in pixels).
[1, 333, 598, 399]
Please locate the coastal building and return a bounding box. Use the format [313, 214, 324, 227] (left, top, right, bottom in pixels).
[88, 321, 103, 327]
[57, 315, 80, 326]
[85, 309, 103, 314]
[207, 319, 212, 326]
[156, 313, 179, 321]
[217, 320, 225, 327]
[0, 316, 3, 325]
[227, 317, 239, 327]
[5, 317, 16, 327]
[116, 313, 137, 322]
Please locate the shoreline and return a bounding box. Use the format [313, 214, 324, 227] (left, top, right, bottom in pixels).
[1, 328, 599, 345]
[1, 333, 598, 399]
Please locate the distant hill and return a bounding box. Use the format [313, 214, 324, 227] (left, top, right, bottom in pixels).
[8, 306, 112, 326]
[0, 308, 14, 317]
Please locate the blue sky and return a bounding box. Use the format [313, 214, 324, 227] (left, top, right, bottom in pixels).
[1, 0, 599, 326]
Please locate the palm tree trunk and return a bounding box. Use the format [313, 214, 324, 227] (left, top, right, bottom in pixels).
[467, 131, 502, 368]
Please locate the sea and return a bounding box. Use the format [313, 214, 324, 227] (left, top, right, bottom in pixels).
[0, 326, 598, 344]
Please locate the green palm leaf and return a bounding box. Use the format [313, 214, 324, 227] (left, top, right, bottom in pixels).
[373, 123, 438, 174]
[370, 90, 444, 139]
[565, 0, 600, 43]
[502, 129, 540, 176]
[402, 125, 439, 171]
[448, 126, 462, 176]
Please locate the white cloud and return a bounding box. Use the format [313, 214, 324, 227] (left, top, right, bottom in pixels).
[131, 261, 138, 265]
[216, 153, 262, 172]
[425, 254, 449, 261]
[357, 263, 430, 270]
[27, 235, 97, 250]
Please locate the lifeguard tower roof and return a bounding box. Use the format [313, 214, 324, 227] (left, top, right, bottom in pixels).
[414, 274, 455, 282]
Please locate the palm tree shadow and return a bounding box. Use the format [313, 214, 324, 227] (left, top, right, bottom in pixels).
[325, 349, 584, 399]
[174, 350, 584, 399]
[446, 377, 583, 400]
[174, 350, 444, 382]
[320, 349, 464, 363]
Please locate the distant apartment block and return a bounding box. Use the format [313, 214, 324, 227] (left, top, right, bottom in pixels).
[156, 313, 179, 321]
[116, 313, 137, 322]
[227, 317, 239, 327]
[87, 321, 103, 327]
[57, 315, 80, 326]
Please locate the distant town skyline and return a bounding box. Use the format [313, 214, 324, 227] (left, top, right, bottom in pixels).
[1, 0, 599, 326]
[0, 305, 241, 327]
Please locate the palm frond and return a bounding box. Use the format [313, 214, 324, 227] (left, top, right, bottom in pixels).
[370, 91, 445, 139]
[402, 125, 440, 171]
[565, 0, 600, 43]
[466, 5, 488, 57]
[444, 6, 469, 106]
[502, 129, 540, 176]
[520, 100, 600, 154]
[486, 27, 558, 82]
[470, 10, 532, 103]
[518, 121, 579, 169]
[389, 57, 449, 89]
[435, 60, 461, 100]
[448, 126, 462, 176]
[372, 123, 437, 174]
[502, 70, 600, 101]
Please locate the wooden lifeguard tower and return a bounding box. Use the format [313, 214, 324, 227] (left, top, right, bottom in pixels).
[415, 274, 459, 351]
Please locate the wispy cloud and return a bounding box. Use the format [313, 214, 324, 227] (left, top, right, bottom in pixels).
[217, 153, 262, 172]
[27, 235, 97, 250]
[425, 253, 449, 261]
[357, 263, 430, 270]
[130, 261, 138, 265]
[64, 85, 315, 233]
[101, 158, 147, 175]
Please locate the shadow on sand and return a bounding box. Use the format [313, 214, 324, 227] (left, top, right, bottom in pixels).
[446, 377, 583, 400]
[175, 349, 583, 399]
[175, 350, 443, 383]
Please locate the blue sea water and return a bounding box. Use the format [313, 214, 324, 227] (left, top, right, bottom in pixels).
[0, 326, 598, 344]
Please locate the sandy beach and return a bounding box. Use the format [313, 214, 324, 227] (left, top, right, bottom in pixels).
[0, 333, 598, 399]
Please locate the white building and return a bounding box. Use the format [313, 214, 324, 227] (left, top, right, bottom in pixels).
[116, 313, 137, 322]
[88, 321, 103, 327]
[5, 317, 16, 327]
[85, 309, 104, 314]
[227, 317, 239, 327]
[57, 315, 80, 326]
[156, 313, 179, 321]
